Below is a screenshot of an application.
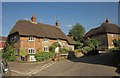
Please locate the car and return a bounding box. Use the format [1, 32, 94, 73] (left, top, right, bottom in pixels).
[0, 59, 10, 76]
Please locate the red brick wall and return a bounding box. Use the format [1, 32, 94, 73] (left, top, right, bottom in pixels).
[107, 33, 120, 49]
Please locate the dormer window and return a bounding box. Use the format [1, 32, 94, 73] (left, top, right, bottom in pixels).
[43, 38, 49, 42]
[28, 36, 35, 41]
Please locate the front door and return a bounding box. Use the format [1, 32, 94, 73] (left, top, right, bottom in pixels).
[30, 55, 36, 62]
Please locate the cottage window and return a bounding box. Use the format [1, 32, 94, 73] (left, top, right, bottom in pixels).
[28, 36, 35, 41]
[43, 46, 49, 52]
[28, 48, 35, 54]
[43, 38, 49, 42]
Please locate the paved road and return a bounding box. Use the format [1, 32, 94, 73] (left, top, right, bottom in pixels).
[32, 52, 120, 76]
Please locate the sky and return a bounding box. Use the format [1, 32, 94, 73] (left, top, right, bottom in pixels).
[2, 2, 119, 37]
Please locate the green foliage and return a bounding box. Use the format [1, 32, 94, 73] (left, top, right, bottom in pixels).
[75, 41, 83, 49]
[35, 52, 54, 62]
[0, 52, 2, 58]
[2, 41, 17, 62]
[82, 46, 93, 54]
[60, 48, 68, 54]
[84, 38, 100, 50]
[20, 48, 27, 57]
[49, 42, 60, 52]
[68, 23, 85, 49]
[113, 39, 120, 49]
[68, 23, 85, 41]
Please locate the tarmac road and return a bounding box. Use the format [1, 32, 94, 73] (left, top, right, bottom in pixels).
[32, 52, 120, 76]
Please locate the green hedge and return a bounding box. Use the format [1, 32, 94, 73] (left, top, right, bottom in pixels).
[60, 48, 68, 54]
[35, 51, 54, 62]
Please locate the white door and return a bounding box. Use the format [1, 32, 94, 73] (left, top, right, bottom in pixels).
[30, 55, 36, 62]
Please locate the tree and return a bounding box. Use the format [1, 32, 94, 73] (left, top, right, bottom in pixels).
[2, 41, 17, 61]
[68, 23, 85, 42]
[68, 23, 85, 49]
[84, 38, 101, 50]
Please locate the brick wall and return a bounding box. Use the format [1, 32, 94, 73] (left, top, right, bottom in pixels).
[107, 33, 120, 49]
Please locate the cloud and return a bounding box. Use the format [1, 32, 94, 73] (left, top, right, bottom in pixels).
[67, 24, 73, 28]
[24, 18, 30, 20]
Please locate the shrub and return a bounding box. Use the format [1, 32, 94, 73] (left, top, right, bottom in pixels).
[49, 42, 60, 52]
[113, 39, 120, 49]
[84, 38, 101, 50]
[60, 48, 68, 54]
[82, 46, 93, 54]
[35, 51, 54, 62]
[2, 41, 17, 62]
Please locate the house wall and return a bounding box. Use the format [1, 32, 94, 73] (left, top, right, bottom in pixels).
[91, 34, 108, 49]
[9, 34, 74, 62]
[107, 33, 120, 49]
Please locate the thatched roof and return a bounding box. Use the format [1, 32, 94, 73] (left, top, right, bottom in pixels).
[9, 20, 74, 45]
[84, 20, 120, 37]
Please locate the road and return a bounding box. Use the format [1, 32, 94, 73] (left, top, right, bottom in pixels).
[29, 52, 120, 76]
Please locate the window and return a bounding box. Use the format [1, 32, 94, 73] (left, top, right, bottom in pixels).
[43, 38, 49, 42]
[28, 48, 35, 54]
[28, 36, 35, 41]
[43, 46, 49, 52]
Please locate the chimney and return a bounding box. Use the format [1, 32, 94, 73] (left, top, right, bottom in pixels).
[31, 15, 37, 24]
[55, 20, 59, 28]
[105, 18, 109, 23]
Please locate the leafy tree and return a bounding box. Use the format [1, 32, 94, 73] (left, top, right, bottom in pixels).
[68, 23, 85, 41]
[68, 23, 85, 49]
[2, 41, 17, 61]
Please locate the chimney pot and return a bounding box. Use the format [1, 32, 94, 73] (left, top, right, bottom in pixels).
[105, 18, 109, 23]
[56, 20, 59, 28]
[31, 15, 37, 23]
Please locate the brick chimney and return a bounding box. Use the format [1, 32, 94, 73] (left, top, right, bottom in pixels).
[31, 15, 37, 24]
[105, 18, 109, 23]
[55, 20, 59, 28]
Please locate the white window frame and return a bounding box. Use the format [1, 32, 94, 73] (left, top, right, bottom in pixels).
[28, 48, 35, 54]
[28, 36, 35, 41]
[43, 38, 49, 42]
[43, 46, 49, 52]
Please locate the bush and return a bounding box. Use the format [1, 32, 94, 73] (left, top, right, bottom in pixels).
[113, 39, 120, 48]
[84, 38, 101, 50]
[9, 55, 17, 62]
[49, 42, 60, 52]
[35, 51, 54, 62]
[82, 46, 93, 54]
[2, 41, 17, 62]
[60, 48, 68, 54]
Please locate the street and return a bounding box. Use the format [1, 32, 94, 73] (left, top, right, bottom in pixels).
[32, 53, 119, 76]
[9, 52, 120, 76]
